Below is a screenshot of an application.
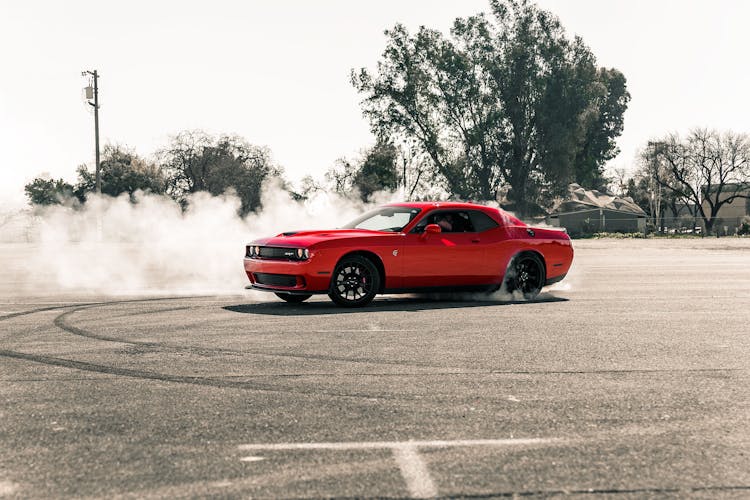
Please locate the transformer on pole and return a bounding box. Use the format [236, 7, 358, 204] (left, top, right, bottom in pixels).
[82, 70, 101, 194]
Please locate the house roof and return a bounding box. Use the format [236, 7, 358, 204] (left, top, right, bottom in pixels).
[552, 184, 646, 216]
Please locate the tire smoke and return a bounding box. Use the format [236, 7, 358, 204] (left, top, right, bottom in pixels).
[6, 183, 388, 296]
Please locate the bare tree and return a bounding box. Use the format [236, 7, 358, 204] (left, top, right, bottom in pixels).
[395, 139, 431, 200]
[606, 166, 630, 197]
[644, 129, 750, 234]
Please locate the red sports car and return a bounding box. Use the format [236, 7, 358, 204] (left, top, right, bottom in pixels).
[244, 202, 573, 307]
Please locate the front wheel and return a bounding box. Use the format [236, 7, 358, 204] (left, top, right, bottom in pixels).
[328, 255, 380, 307]
[504, 253, 545, 300]
[274, 293, 312, 303]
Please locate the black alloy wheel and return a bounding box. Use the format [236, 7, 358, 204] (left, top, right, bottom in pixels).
[328, 255, 380, 307]
[274, 293, 312, 303]
[504, 253, 545, 299]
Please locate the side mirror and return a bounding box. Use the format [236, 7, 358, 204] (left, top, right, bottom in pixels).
[418, 224, 441, 240]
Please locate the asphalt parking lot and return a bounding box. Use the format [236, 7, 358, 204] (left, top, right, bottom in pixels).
[1, 238, 749, 498]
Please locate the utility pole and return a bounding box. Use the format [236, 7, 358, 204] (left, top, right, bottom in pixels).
[82, 70, 101, 194]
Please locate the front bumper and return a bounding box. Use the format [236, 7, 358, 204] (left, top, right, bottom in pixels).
[243, 257, 331, 293]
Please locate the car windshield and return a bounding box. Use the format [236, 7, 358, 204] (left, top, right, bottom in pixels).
[341, 207, 421, 232]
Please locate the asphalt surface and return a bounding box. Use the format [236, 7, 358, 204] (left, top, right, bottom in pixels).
[1, 239, 749, 498]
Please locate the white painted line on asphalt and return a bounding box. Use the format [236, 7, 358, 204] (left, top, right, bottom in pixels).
[0, 301, 95, 305]
[392, 444, 437, 499]
[238, 438, 554, 451]
[310, 330, 415, 333]
[239, 456, 265, 462]
[0, 481, 18, 495]
[238, 438, 558, 498]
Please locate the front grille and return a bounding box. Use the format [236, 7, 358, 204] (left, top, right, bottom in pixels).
[260, 247, 298, 260]
[254, 273, 298, 287]
[246, 246, 302, 260]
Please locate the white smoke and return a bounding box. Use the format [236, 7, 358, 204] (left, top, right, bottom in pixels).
[6, 182, 397, 296]
[2, 184, 571, 301]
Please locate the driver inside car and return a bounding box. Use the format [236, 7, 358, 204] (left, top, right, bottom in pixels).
[436, 214, 454, 232]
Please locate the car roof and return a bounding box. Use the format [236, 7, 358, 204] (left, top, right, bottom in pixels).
[384, 201, 524, 226]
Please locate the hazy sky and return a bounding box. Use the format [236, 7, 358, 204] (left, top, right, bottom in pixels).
[1, 0, 748, 206]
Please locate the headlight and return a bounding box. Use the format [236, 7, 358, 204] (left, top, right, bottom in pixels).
[296, 248, 308, 259]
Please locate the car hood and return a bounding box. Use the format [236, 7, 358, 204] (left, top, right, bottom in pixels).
[250, 228, 394, 247]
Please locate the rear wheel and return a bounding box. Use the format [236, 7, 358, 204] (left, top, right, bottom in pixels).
[274, 293, 312, 303]
[504, 253, 545, 299]
[328, 255, 380, 307]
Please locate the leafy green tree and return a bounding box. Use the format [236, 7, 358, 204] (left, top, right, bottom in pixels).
[352, 0, 629, 214]
[24, 177, 75, 206]
[160, 131, 281, 215]
[326, 142, 400, 202]
[75, 144, 166, 201]
[625, 176, 652, 216]
[354, 142, 399, 201]
[573, 68, 629, 190]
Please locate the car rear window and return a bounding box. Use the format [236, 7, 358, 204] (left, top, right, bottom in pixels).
[468, 210, 500, 232]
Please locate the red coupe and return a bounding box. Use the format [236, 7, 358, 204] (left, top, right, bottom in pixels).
[244, 202, 573, 307]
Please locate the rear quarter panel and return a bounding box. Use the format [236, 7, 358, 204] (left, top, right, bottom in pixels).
[499, 226, 574, 282]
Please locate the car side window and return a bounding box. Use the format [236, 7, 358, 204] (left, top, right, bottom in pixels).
[468, 210, 500, 232]
[412, 210, 476, 233]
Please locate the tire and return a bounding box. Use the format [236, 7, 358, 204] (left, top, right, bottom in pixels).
[328, 255, 380, 307]
[504, 252, 545, 300]
[274, 293, 312, 303]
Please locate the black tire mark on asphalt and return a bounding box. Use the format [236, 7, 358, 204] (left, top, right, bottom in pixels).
[0, 296, 210, 322]
[15, 301, 746, 375]
[435, 485, 750, 498]
[54, 307, 244, 358]
[107, 305, 193, 318]
[54, 304, 451, 368]
[9, 298, 745, 404]
[0, 298, 203, 343]
[323, 485, 750, 499]
[0, 348, 403, 400]
[51, 307, 750, 374]
[0, 298, 422, 399]
[0, 303, 94, 321]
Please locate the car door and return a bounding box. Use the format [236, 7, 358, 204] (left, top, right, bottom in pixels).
[401, 210, 494, 289]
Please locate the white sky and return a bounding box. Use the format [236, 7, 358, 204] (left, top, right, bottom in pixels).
[1, 0, 748, 207]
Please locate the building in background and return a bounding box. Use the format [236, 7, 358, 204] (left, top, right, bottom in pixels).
[548, 184, 647, 236]
[701, 183, 750, 235]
